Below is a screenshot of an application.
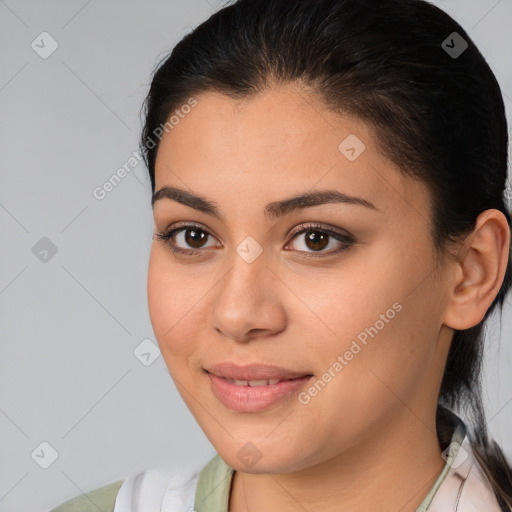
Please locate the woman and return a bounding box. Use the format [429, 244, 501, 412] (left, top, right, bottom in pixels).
[49, 0, 512, 510]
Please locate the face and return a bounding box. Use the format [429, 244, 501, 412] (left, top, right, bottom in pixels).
[147, 84, 454, 474]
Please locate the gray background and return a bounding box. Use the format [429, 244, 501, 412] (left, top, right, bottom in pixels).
[0, 1, 511, 511]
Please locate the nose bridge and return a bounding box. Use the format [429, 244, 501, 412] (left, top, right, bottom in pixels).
[218, 237, 269, 309]
[208, 237, 286, 340]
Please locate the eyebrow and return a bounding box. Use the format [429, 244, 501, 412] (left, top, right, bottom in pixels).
[151, 185, 379, 219]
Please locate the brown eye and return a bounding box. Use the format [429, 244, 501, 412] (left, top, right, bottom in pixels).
[287, 223, 354, 256]
[303, 230, 329, 251]
[155, 223, 220, 254]
[184, 227, 209, 248]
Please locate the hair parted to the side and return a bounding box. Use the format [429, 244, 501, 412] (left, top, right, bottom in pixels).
[139, 0, 512, 507]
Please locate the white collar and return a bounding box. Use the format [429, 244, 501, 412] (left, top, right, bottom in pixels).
[113, 461, 200, 512]
[422, 433, 501, 511]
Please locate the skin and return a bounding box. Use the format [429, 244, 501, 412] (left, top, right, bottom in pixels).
[147, 84, 510, 512]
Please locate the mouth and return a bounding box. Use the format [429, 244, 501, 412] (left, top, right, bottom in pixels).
[205, 362, 313, 382]
[219, 376, 297, 386]
[204, 362, 313, 413]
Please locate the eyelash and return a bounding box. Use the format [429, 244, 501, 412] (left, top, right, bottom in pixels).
[154, 222, 355, 258]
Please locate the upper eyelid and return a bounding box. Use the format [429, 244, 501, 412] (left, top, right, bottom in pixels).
[165, 221, 221, 240]
[287, 222, 352, 239]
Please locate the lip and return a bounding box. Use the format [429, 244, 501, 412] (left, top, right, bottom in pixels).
[205, 362, 313, 413]
[206, 362, 312, 381]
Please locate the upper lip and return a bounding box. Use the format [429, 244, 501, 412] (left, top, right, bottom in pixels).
[206, 362, 312, 381]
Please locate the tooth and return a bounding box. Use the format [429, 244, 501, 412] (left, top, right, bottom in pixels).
[268, 379, 280, 385]
[234, 379, 249, 386]
[247, 379, 269, 387]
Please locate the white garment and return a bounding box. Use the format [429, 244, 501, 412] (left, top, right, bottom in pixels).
[113, 461, 200, 512]
[113, 435, 503, 512]
[424, 434, 501, 512]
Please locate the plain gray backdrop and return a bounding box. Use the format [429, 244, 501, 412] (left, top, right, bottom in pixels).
[1, 1, 511, 511]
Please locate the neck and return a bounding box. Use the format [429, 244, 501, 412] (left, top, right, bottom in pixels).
[228, 411, 447, 512]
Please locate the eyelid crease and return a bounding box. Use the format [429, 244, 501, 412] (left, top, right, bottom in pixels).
[287, 221, 354, 240]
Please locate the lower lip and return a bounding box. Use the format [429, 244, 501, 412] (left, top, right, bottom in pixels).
[207, 372, 312, 413]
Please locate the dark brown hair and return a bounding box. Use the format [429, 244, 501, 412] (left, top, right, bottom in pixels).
[139, 0, 512, 507]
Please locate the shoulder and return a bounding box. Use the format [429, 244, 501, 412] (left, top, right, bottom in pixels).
[47, 454, 223, 512]
[48, 479, 124, 512]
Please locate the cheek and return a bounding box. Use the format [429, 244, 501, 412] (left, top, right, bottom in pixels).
[292, 254, 400, 354]
[147, 247, 204, 363]
[147, 248, 175, 338]
[300, 246, 438, 401]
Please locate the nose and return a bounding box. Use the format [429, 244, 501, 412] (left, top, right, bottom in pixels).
[208, 248, 287, 343]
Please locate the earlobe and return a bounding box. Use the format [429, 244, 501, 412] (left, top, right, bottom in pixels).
[443, 209, 510, 331]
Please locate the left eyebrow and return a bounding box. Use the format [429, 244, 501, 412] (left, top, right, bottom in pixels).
[151, 185, 380, 220]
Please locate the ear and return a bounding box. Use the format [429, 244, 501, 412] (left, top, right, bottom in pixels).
[443, 209, 511, 330]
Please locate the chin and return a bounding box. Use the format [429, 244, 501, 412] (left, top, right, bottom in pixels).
[211, 434, 317, 474]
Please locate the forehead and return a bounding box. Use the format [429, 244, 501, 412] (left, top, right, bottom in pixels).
[153, 85, 430, 222]
[156, 85, 373, 168]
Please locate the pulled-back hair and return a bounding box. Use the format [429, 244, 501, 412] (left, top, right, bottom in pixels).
[139, 0, 512, 507]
